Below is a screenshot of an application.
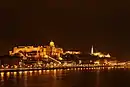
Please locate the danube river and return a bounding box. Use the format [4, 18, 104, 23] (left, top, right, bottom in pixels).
[0, 68, 130, 87]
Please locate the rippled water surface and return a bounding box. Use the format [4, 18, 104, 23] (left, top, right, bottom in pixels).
[0, 68, 130, 87]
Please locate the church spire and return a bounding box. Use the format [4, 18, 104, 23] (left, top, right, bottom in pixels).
[91, 45, 94, 54]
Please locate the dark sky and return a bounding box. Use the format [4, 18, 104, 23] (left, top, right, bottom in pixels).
[0, 0, 130, 59]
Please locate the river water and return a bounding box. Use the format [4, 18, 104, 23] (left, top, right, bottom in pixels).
[0, 68, 130, 87]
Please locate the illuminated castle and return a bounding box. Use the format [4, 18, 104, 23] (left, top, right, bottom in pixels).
[9, 41, 63, 60]
[90, 45, 111, 58]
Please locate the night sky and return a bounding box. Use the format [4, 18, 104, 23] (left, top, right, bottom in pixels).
[0, 0, 130, 59]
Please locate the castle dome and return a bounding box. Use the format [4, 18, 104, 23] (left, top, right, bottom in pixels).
[50, 40, 55, 47]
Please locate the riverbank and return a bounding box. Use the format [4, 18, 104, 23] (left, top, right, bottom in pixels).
[0, 65, 128, 72]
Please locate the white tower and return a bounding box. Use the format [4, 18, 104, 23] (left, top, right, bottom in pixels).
[91, 45, 94, 54]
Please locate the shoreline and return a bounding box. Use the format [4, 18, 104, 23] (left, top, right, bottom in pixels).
[0, 65, 128, 72]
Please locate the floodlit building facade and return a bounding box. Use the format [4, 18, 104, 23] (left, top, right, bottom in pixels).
[90, 45, 111, 58]
[9, 41, 63, 59]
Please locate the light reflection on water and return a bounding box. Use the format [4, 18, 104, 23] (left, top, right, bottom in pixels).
[0, 68, 130, 87]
